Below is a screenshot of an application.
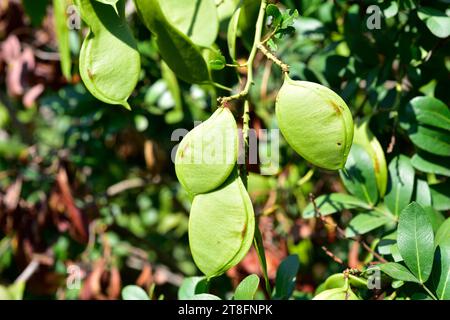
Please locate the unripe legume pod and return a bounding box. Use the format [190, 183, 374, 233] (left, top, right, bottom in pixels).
[275, 75, 354, 170]
[77, 0, 140, 110]
[313, 287, 360, 300]
[189, 175, 255, 279]
[175, 107, 238, 195]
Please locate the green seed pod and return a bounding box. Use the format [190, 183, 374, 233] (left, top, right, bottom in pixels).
[275, 75, 354, 170]
[77, 0, 140, 110]
[175, 107, 238, 195]
[189, 175, 255, 279]
[313, 287, 360, 300]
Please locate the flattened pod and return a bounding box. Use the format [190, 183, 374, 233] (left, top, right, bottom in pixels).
[189, 176, 255, 278]
[313, 287, 359, 300]
[275, 75, 354, 170]
[175, 107, 238, 195]
[77, 0, 140, 109]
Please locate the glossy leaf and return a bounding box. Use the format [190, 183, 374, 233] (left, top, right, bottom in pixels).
[272, 255, 300, 300]
[411, 152, 450, 177]
[303, 193, 372, 218]
[418, 7, 450, 38]
[397, 202, 435, 283]
[430, 182, 450, 211]
[384, 155, 415, 216]
[406, 96, 450, 131]
[435, 218, 450, 249]
[189, 175, 255, 278]
[345, 211, 391, 238]
[276, 76, 354, 170]
[339, 144, 378, 205]
[175, 107, 238, 195]
[159, 0, 219, 48]
[134, 0, 211, 84]
[409, 125, 450, 157]
[436, 237, 450, 300]
[378, 262, 420, 283]
[121, 285, 150, 300]
[233, 274, 260, 300]
[353, 118, 388, 197]
[415, 179, 432, 207]
[77, 0, 140, 109]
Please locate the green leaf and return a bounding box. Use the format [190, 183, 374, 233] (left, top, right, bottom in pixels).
[411, 152, 450, 177]
[423, 206, 445, 234]
[418, 7, 450, 38]
[227, 7, 241, 61]
[415, 179, 432, 207]
[409, 126, 450, 157]
[266, 4, 282, 27]
[339, 144, 379, 206]
[384, 155, 415, 216]
[302, 193, 372, 219]
[435, 218, 450, 249]
[159, 0, 219, 47]
[397, 202, 435, 283]
[233, 274, 260, 300]
[121, 285, 150, 300]
[436, 237, 450, 300]
[135, 0, 211, 84]
[178, 276, 209, 300]
[272, 255, 299, 300]
[345, 211, 391, 238]
[407, 96, 450, 131]
[430, 182, 450, 211]
[53, 0, 71, 80]
[189, 293, 221, 300]
[378, 262, 420, 283]
[378, 231, 396, 255]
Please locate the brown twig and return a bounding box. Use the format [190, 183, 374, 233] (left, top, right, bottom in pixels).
[309, 193, 388, 264]
[256, 43, 290, 73]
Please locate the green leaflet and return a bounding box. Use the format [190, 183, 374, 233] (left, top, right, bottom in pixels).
[436, 234, 450, 300]
[178, 276, 209, 299]
[302, 193, 372, 219]
[397, 202, 435, 284]
[121, 285, 150, 300]
[77, 0, 140, 109]
[227, 7, 241, 61]
[233, 274, 260, 300]
[175, 107, 238, 195]
[378, 262, 420, 283]
[353, 118, 388, 197]
[272, 255, 300, 300]
[339, 144, 379, 206]
[159, 0, 219, 48]
[189, 175, 255, 279]
[276, 76, 354, 170]
[345, 211, 391, 238]
[53, 0, 71, 80]
[384, 155, 415, 216]
[134, 0, 210, 84]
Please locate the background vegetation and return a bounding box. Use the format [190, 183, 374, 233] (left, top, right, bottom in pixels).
[0, 0, 449, 300]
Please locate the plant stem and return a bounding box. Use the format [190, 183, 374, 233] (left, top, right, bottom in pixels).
[218, 0, 268, 104]
[257, 44, 289, 73]
[422, 284, 438, 300]
[223, 0, 272, 297]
